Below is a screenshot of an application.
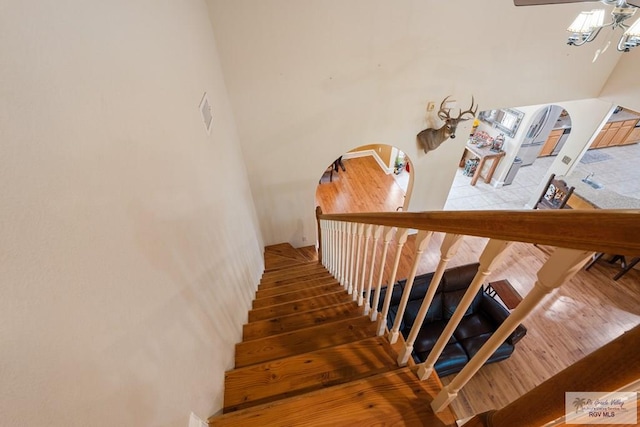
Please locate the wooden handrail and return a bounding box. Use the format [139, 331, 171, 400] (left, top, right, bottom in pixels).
[463, 324, 640, 427]
[316, 210, 640, 256]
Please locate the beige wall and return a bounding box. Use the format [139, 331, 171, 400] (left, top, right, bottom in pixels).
[207, 0, 623, 247]
[0, 1, 263, 426]
[599, 53, 640, 113]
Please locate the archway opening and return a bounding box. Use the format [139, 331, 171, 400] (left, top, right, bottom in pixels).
[315, 144, 414, 214]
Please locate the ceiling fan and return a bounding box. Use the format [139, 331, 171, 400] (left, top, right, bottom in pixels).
[515, 0, 640, 52]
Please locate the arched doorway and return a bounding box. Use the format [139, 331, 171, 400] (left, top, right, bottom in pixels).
[315, 144, 414, 214]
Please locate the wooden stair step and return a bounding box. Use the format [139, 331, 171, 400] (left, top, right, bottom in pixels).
[210, 367, 457, 426]
[259, 270, 333, 289]
[242, 302, 362, 341]
[264, 253, 308, 272]
[256, 276, 338, 298]
[260, 266, 328, 286]
[265, 243, 310, 263]
[248, 292, 355, 322]
[235, 316, 377, 368]
[223, 337, 398, 412]
[296, 245, 318, 262]
[261, 260, 321, 275]
[252, 284, 345, 309]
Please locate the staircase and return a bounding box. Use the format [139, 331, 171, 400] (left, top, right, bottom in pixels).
[208, 243, 458, 426]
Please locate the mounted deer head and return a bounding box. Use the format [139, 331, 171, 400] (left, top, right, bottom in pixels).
[417, 96, 478, 153]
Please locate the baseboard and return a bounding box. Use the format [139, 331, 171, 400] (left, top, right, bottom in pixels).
[342, 150, 393, 174]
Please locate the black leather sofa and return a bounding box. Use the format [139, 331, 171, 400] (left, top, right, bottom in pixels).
[375, 263, 527, 377]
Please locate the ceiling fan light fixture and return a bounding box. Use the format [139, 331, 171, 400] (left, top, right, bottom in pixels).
[619, 16, 640, 50]
[567, 9, 605, 33]
[566, 2, 639, 51]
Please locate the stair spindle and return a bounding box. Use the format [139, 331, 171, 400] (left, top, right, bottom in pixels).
[417, 239, 513, 380]
[431, 247, 594, 413]
[397, 233, 464, 365]
[352, 223, 365, 301]
[348, 223, 358, 295]
[370, 226, 394, 322]
[377, 228, 409, 336]
[358, 224, 373, 307]
[388, 230, 433, 344]
[364, 225, 384, 315]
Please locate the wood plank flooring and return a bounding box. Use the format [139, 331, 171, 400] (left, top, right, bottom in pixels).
[315, 156, 406, 214]
[313, 159, 640, 420]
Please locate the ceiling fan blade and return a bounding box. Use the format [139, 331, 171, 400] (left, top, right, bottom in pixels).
[514, 0, 596, 5]
[626, 0, 640, 6]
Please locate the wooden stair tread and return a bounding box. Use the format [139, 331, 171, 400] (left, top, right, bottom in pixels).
[256, 276, 338, 298]
[265, 243, 310, 263]
[264, 253, 308, 271]
[210, 367, 457, 426]
[242, 302, 362, 341]
[260, 264, 331, 286]
[252, 284, 345, 309]
[296, 245, 318, 262]
[261, 259, 321, 275]
[248, 293, 355, 322]
[235, 316, 377, 368]
[223, 337, 398, 412]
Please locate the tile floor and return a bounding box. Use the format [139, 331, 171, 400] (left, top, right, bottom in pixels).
[444, 143, 640, 210]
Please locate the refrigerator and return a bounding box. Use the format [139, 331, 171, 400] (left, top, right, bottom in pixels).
[517, 105, 564, 166]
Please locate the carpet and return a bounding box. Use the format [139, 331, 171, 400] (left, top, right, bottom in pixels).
[580, 150, 612, 164]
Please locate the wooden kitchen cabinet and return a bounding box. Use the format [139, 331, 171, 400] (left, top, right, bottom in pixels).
[539, 129, 564, 157]
[624, 126, 640, 144]
[590, 119, 639, 149]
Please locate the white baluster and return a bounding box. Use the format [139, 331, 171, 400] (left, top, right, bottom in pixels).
[377, 228, 410, 336]
[358, 224, 373, 306]
[326, 220, 333, 275]
[338, 222, 347, 286]
[397, 234, 464, 366]
[343, 222, 351, 292]
[417, 239, 513, 380]
[370, 226, 394, 322]
[320, 219, 329, 270]
[364, 225, 383, 315]
[352, 223, 365, 302]
[431, 247, 594, 413]
[330, 221, 338, 276]
[347, 223, 358, 295]
[388, 230, 433, 344]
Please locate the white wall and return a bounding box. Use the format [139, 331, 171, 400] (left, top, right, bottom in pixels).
[0, 1, 263, 426]
[207, 0, 622, 246]
[599, 52, 640, 113]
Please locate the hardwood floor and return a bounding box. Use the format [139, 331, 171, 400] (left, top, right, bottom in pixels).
[316, 156, 406, 214]
[314, 159, 640, 420]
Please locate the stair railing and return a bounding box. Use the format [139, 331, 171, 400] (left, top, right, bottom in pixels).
[316, 207, 640, 417]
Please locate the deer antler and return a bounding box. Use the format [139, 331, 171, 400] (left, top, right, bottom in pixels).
[437, 96, 452, 121]
[455, 96, 478, 121]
